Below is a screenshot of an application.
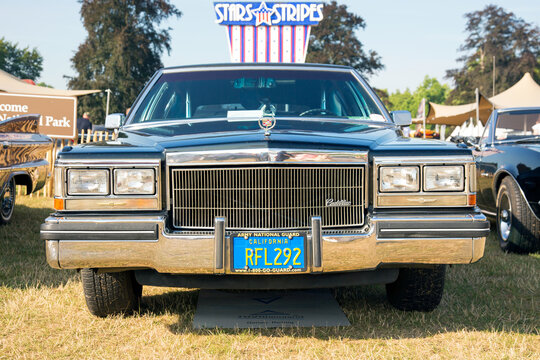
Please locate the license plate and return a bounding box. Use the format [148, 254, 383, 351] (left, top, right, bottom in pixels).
[231, 232, 306, 273]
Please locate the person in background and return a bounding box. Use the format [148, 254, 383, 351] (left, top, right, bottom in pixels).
[532, 118, 540, 135]
[414, 124, 424, 138]
[77, 112, 93, 132]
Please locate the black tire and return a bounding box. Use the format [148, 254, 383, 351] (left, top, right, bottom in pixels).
[80, 269, 142, 317]
[386, 266, 446, 312]
[496, 177, 540, 254]
[0, 178, 16, 225]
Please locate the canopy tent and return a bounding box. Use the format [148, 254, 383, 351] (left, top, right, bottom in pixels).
[426, 93, 493, 125]
[489, 72, 540, 108]
[0, 69, 100, 97]
[426, 72, 540, 126]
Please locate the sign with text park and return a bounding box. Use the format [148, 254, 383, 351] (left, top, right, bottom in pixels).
[0, 93, 77, 139]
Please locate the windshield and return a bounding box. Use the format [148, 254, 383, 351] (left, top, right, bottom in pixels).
[128, 69, 385, 126]
[495, 110, 540, 141]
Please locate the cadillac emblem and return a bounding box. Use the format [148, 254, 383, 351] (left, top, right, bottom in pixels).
[259, 104, 276, 136]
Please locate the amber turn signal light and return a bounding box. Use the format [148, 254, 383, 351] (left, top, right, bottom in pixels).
[54, 198, 64, 211]
[468, 194, 476, 206]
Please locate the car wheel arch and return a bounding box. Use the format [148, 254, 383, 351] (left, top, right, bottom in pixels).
[12, 172, 34, 195]
[494, 170, 540, 221]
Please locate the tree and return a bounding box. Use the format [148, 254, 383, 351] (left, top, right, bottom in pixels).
[388, 76, 450, 116]
[69, 0, 181, 123]
[0, 38, 43, 80]
[306, 1, 383, 77]
[446, 5, 540, 104]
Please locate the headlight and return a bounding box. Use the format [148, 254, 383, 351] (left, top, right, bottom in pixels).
[424, 166, 464, 191]
[67, 169, 109, 195]
[380, 166, 419, 192]
[114, 169, 155, 195]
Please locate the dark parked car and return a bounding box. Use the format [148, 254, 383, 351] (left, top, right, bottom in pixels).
[0, 114, 52, 224]
[474, 107, 540, 253]
[41, 64, 489, 317]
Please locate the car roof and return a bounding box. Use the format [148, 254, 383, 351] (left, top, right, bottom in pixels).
[496, 107, 540, 114]
[161, 63, 354, 72]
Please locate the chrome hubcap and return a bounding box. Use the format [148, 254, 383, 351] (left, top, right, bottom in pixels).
[498, 195, 511, 242]
[1, 180, 15, 217]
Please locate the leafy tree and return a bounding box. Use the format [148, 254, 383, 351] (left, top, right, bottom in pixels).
[0, 38, 43, 80]
[373, 88, 392, 110]
[388, 76, 450, 116]
[69, 0, 181, 123]
[306, 1, 383, 77]
[446, 5, 540, 104]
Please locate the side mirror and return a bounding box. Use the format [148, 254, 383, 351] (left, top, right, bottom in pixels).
[463, 136, 482, 151]
[105, 113, 125, 130]
[391, 111, 412, 127]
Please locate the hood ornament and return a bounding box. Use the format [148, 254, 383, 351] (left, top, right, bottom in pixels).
[259, 104, 276, 136]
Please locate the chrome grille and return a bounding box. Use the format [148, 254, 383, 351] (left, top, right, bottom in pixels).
[170, 167, 364, 230]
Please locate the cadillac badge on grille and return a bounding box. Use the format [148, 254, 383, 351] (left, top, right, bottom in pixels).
[259, 104, 276, 136]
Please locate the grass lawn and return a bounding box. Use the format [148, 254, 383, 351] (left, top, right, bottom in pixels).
[0, 196, 538, 359]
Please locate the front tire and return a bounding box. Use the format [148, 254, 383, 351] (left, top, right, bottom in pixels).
[386, 266, 446, 312]
[81, 269, 142, 317]
[497, 177, 540, 253]
[0, 178, 16, 225]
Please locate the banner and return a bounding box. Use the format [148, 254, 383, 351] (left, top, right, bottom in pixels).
[214, 1, 324, 63]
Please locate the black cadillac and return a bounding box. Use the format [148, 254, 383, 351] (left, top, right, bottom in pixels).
[473, 107, 540, 253]
[41, 64, 489, 317]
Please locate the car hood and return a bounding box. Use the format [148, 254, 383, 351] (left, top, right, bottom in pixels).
[59, 124, 471, 160]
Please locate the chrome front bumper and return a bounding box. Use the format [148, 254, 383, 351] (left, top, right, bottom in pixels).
[41, 209, 489, 274]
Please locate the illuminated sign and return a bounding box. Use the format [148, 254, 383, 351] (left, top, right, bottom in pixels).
[214, 1, 324, 63]
[214, 1, 324, 26]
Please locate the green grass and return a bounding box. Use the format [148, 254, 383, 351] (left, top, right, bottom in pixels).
[0, 196, 538, 359]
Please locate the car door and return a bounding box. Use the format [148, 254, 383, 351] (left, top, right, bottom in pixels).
[475, 113, 499, 214]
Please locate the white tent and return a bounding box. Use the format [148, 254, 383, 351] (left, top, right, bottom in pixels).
[489, 72, 540, 108]
[0, 69, 100, 97]
[427, 72, 540, 126]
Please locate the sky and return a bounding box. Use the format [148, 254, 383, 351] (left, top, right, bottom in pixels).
[0, 0, 538, 93]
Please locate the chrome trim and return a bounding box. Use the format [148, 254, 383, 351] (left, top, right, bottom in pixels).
[214, 217, 226, 273]
[481, 209, 497, 217]
[374, 156, 476, 208]
[166, 149, 368, 166]
[41, 230, 155, 234]
[311, 216, 322, 271]
[43, 209, 488, 273]
[55, 160, 161, 211]
[56, 159, 161, 166]
[169, 166, 365, 230]
[379, 228, 490, 232]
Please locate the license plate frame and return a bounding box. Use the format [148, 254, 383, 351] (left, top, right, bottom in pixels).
[230, 231, 307, 273]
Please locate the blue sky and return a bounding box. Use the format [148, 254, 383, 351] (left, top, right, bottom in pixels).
[0, 0, 538, 92]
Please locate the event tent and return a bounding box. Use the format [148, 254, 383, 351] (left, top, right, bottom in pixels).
[426, 72, 540, 126]
[489, 72, 540, 108]
[0, 69, 100, 97]
[426, 93, 493, 125]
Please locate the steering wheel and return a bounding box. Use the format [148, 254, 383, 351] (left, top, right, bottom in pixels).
[299, 108, 337, 117]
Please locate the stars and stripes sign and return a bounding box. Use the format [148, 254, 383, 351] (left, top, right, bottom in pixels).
[214, 1, 324, 63]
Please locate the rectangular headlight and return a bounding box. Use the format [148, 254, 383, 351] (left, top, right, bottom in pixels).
[114, 169, 155, 195]
[380, 166, 419, 192]
[67, 169, 109, 195]
[424, 166, 464, 191]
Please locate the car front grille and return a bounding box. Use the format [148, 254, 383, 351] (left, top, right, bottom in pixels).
[170, 166, 365, 230]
